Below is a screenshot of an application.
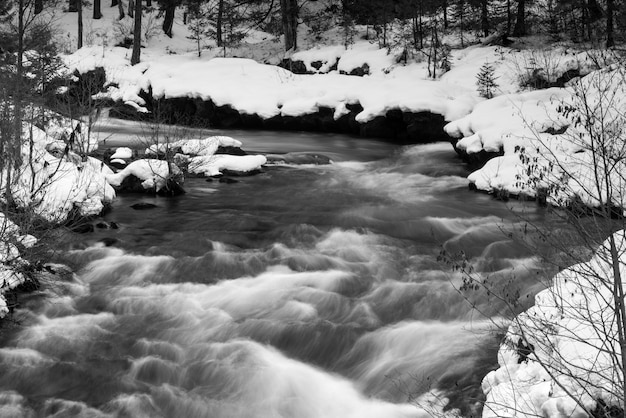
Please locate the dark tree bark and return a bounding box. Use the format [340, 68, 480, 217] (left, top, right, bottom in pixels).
[606, 0, 614, 47]
[481, 0, 489, 37]
[128, 0, 134, 18]
[78, 0, 83, 48]
[280, 0, 298, 51]
[512, 0, 526, 36]
[131, 0, 141, 64]
[506, 0, 511, 34]
[216, 0, 224, 47]
[93, 0, 102, 19]
[117, 0, 125, 19]
[34, 0, 43, 14]
[162, 2, 175, 37]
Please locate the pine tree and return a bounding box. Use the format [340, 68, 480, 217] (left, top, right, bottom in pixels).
[476, 61, 498, 99]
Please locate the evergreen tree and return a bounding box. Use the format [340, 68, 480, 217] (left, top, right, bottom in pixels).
[186, 1, 212, 57]
[476, 61, 499, 99]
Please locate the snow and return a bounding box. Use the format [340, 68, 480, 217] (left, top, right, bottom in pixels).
[483, 230, 626, 418]
[110, 158, 127, 166]
[178, 136, 242, 156]
[110, 147, 133, 159]
[188, 154, 267, 177]
[335, 41, 395, 74]
[64, 46, 479, 123]
[106, 159, 180, 192]
[447, 67, 626, 209]
[291, 44, 345, 73]
[0, 213, 38, 318]
[1, 120, 116, 224]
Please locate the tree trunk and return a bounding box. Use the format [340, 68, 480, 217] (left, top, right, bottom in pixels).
[93, 0, 103, 19]
[606, 0, 614, 47]
[128, 0, 134, 18]
[8, 0, 26, 206]
[116, 0, 125, 19]
[78, 0, 83, 49]
[512, 0, 526, 37]
[34, 0, 43, 14]
[506, 0, 511, 35]
[216, 0, 224, 47]
[131, 0, 141, 64]
[481, 0, 489, 37]
[418, 0, 423, 49]
[459, 0, 464, 47]
[280, 0, 298, 51]
[163, 3, 175, 38]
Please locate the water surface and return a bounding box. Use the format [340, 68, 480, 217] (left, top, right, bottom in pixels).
[0, 122, 554, 418]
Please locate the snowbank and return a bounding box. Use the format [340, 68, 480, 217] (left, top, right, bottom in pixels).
[0, 213, 38, 318]
[64, 47, 478, 123]
[1, 120, 115, 223]
[448, 67, 626, 209]
[483, 230, 626, 418]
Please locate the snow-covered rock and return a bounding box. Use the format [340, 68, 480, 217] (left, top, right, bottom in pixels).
[145, 136, 242, 157]
[110, 147, 133, 160]
[0, 213, 39, 318]
[188, 154, 267, 177]
[106, 159, 182, 192]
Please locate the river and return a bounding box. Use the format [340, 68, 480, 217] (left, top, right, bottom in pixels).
[0, 120, 554, 418]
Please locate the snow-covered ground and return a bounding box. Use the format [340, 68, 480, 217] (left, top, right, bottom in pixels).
[483, 230, 626, 418]
[446, 66, 626, 210]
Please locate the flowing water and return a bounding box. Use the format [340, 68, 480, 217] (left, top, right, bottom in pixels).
[0, 121, 555, 418]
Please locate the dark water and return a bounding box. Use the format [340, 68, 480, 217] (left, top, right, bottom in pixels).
[0, 122, 553, 418]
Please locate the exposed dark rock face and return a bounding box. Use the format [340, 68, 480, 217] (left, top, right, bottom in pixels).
[341, 63, 370, 77]
[109, 94, 450, 145]
[279, 58, 339, 75]
[450, 139, 504, 169]
[279, 58, 308, 74]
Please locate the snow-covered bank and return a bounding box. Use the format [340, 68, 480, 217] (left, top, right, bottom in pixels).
[64, 47, 478, 143]
[482, 231, 626, 418]
[1, 119, 115, 224]
[0, 214, 37, 318]
[445, 66, 626, 210]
